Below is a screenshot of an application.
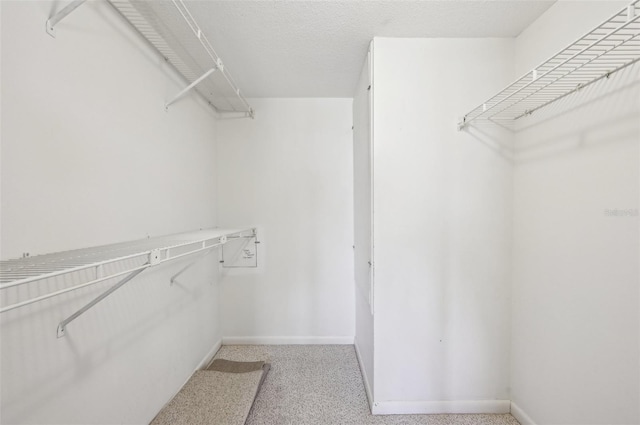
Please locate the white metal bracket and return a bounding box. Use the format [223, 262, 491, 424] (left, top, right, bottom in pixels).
[46, 0, 87, 38]
[457, 116, 467, 131]
[169, 234, 229, 284]
[149, 249, 161, 265]
[170, 251, 210, 285]
[165, 66, 219, 110]
[220, 230, 260, 268]
[57, 266, 147, 338]
[217, 110, 255, 120]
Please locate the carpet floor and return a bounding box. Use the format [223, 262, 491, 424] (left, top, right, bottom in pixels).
[215, 345, 520, 425]
[150, 369, 263, 425]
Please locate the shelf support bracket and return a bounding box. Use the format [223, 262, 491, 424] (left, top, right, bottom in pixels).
[457, 116, 467, 131]
[217, 110, 255, 120]
[57, 265, 148, 338]
[165, 68, 217, 109]
[46, 0, 87, 38]
[170, 248, 216, 285]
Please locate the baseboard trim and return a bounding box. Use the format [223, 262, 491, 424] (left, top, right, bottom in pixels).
[222, 336, 355, 345]
[372, 400, 511, 415]
[354, 340, 374, 411]
[511, 402, 536, 425]
[197, 338, 222, 370]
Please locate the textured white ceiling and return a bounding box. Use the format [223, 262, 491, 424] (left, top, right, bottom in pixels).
[183, 0, 556, 98]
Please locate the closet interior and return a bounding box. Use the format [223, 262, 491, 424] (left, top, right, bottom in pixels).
[1, 1, 638, 424]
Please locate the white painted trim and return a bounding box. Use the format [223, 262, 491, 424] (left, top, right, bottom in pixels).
[511, 402, 537, 425]
[197, 338, 222, 370]
[222, 336, 354, 345]
[372, 400, 511, 415]
[354, 340, 374, 411]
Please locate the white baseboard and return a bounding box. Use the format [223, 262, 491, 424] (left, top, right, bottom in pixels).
[222, 336, 354, 345]
[372, 400, 511, 415]
[511, 402, 536, 425]
[203, 338, 517, 419]
[197, 338, 222, 370]
[354, 340, 374, 411]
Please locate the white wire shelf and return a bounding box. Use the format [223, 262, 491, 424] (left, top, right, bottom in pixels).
[458, 0, 640, 130]
[108, 0, 254, 117]
[0, 228, 257, 336]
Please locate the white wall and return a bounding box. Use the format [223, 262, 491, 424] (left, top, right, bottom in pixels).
[1, 1, 222, 423]
[371, 38, 514, 413]
[1, 2, 219, 258]
[215, 98, 355, 344]
[511, 2, 640, 425]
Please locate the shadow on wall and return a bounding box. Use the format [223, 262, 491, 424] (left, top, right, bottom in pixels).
[514, 62, 640, 164]
[463, 62, 640, 164]
[464, 122, 516, 163]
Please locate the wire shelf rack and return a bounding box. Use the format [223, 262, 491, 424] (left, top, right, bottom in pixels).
[108, 0, 253, 117]
[0, 228, 256, 318]
[458, 0, 640, 130]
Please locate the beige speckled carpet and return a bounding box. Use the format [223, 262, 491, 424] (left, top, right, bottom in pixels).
[152, 345, 520, 425]
[226, 345, 521, 425]
[150, 351, 270, 425]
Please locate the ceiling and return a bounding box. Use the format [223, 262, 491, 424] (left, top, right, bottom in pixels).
[183, 1, 556, 98]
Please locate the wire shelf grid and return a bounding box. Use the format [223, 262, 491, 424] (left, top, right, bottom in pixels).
[0, 228, 256, 314]
[458, 1, 640, 129]
[108, 0, 253, 116]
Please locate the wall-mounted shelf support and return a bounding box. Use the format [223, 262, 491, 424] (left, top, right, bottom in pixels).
[458, 0, 640, 130]
[46, 0, 86, 38]
[169, 240, 221, 285]
[220, 230, 260, 268]
[57, 266, 147, 338]
[218, 110, 255, 120]
[165, 67, 217, 110]
[170, 252, 205, 285]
